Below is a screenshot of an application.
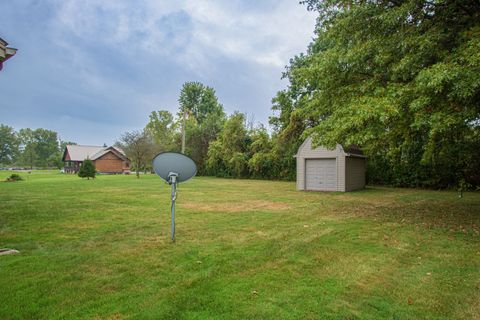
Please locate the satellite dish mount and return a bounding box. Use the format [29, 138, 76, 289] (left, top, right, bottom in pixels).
[153, 152, 197, 242]
[167, 172, 178, 241]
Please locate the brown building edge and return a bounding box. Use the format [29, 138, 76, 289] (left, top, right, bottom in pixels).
[62, 145, 130, 174]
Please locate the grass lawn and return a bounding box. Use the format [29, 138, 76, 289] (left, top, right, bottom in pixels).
[0, 171, 479, 319]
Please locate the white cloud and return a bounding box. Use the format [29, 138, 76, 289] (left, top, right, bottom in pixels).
[50, 0, 316, 71]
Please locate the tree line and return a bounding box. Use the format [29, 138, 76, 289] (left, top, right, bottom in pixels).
[116, 81, 297, 180]
[0, 125, 75, 169]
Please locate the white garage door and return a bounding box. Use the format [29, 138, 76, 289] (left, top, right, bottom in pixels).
[305, 159, 337, 191]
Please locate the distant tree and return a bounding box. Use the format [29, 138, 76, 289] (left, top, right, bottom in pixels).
[206, 112, 249, 177]
[18, 128, 37, 169]
[17, 128, 61, 168]
[269, 95, 306, 180]
[178, 82, 226, 174]
[145, 110, 176, 152]
[184, 112, 225, 174]
[33, 128, 59, 167]
[179, 82, 224, 124]
[116, 130, 155, 178]
[78, 159, 96, 180]
[247, 125, 274, 179]
[206, 139, 225, 176]
[0, 124, 19, 165]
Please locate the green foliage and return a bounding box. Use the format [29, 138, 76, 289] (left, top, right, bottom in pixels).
[32, 128, 59, 167]
[0, 124, 19, 165]
[17, 127, 64, 168]
[458, 179, 472, 198]
[116, 131, 155, 178]
[205, 139, 225, 176]
[78, 159, 96, 180]
[248, 152, 274, 179]
[177, 82, 226, 174]
[274, 0, 480, 188]
[247, 126, 275, 179]
[269, 90, 310, 181]
[228, 152, 248, 177]
[145, 110, 176, 152]
[184, 110, 225, 175]
[18, 128, 38, 169]
[206, 112, 250, 178]
[179, 82, 225, 124]
[5, 173, 23, 182]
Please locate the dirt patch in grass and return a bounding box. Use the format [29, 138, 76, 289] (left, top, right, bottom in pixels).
[180, 200, 291, 213]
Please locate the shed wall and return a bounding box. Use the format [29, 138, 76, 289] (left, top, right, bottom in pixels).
[296, 137, 346, 191]
[345, 157, 366, 191]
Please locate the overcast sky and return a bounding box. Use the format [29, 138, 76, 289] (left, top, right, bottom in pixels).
[0, 0, 316, 145]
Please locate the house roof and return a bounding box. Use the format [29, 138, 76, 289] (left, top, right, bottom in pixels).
[90, 146, 128, 161]
[62, 145, 128, 161]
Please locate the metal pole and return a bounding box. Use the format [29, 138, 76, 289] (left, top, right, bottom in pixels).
[169, 173, 178, 242]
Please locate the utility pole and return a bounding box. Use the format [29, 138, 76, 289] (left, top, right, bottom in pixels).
[181, 110, 186, 154]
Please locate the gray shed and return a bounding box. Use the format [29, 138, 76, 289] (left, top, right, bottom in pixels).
[295, 137, 366, 192]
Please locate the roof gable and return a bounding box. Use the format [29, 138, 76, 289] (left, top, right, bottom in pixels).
[296, 136, 366, 158]
[296, 137, 342, 157]
[91, 147, 128, 161]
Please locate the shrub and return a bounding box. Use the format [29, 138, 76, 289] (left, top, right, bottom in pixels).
[6, 173, 23, 182]
[78, 159, 96, 180]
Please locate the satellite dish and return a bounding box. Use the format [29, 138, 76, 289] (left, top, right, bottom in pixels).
[152, 152, 197, 183]
[152, 152, 197, 242]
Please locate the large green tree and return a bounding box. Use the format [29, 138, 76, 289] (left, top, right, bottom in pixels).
[0, 124, 19, 165]
[275, 0, 480, 187]
[145, 110, 177, 152]
[33, 128, 60, 167]
[18, 128, 60, 168]
[179, 82, 225, 124]
[18, 128, 38, 169]
[269, 90, 309, 180]
[178, 82, 226, 174]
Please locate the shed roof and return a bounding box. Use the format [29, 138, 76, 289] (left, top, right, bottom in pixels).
[343, 144, 365, 156]
[295, 136, 366, 158]
[63, 145, 128, 161]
